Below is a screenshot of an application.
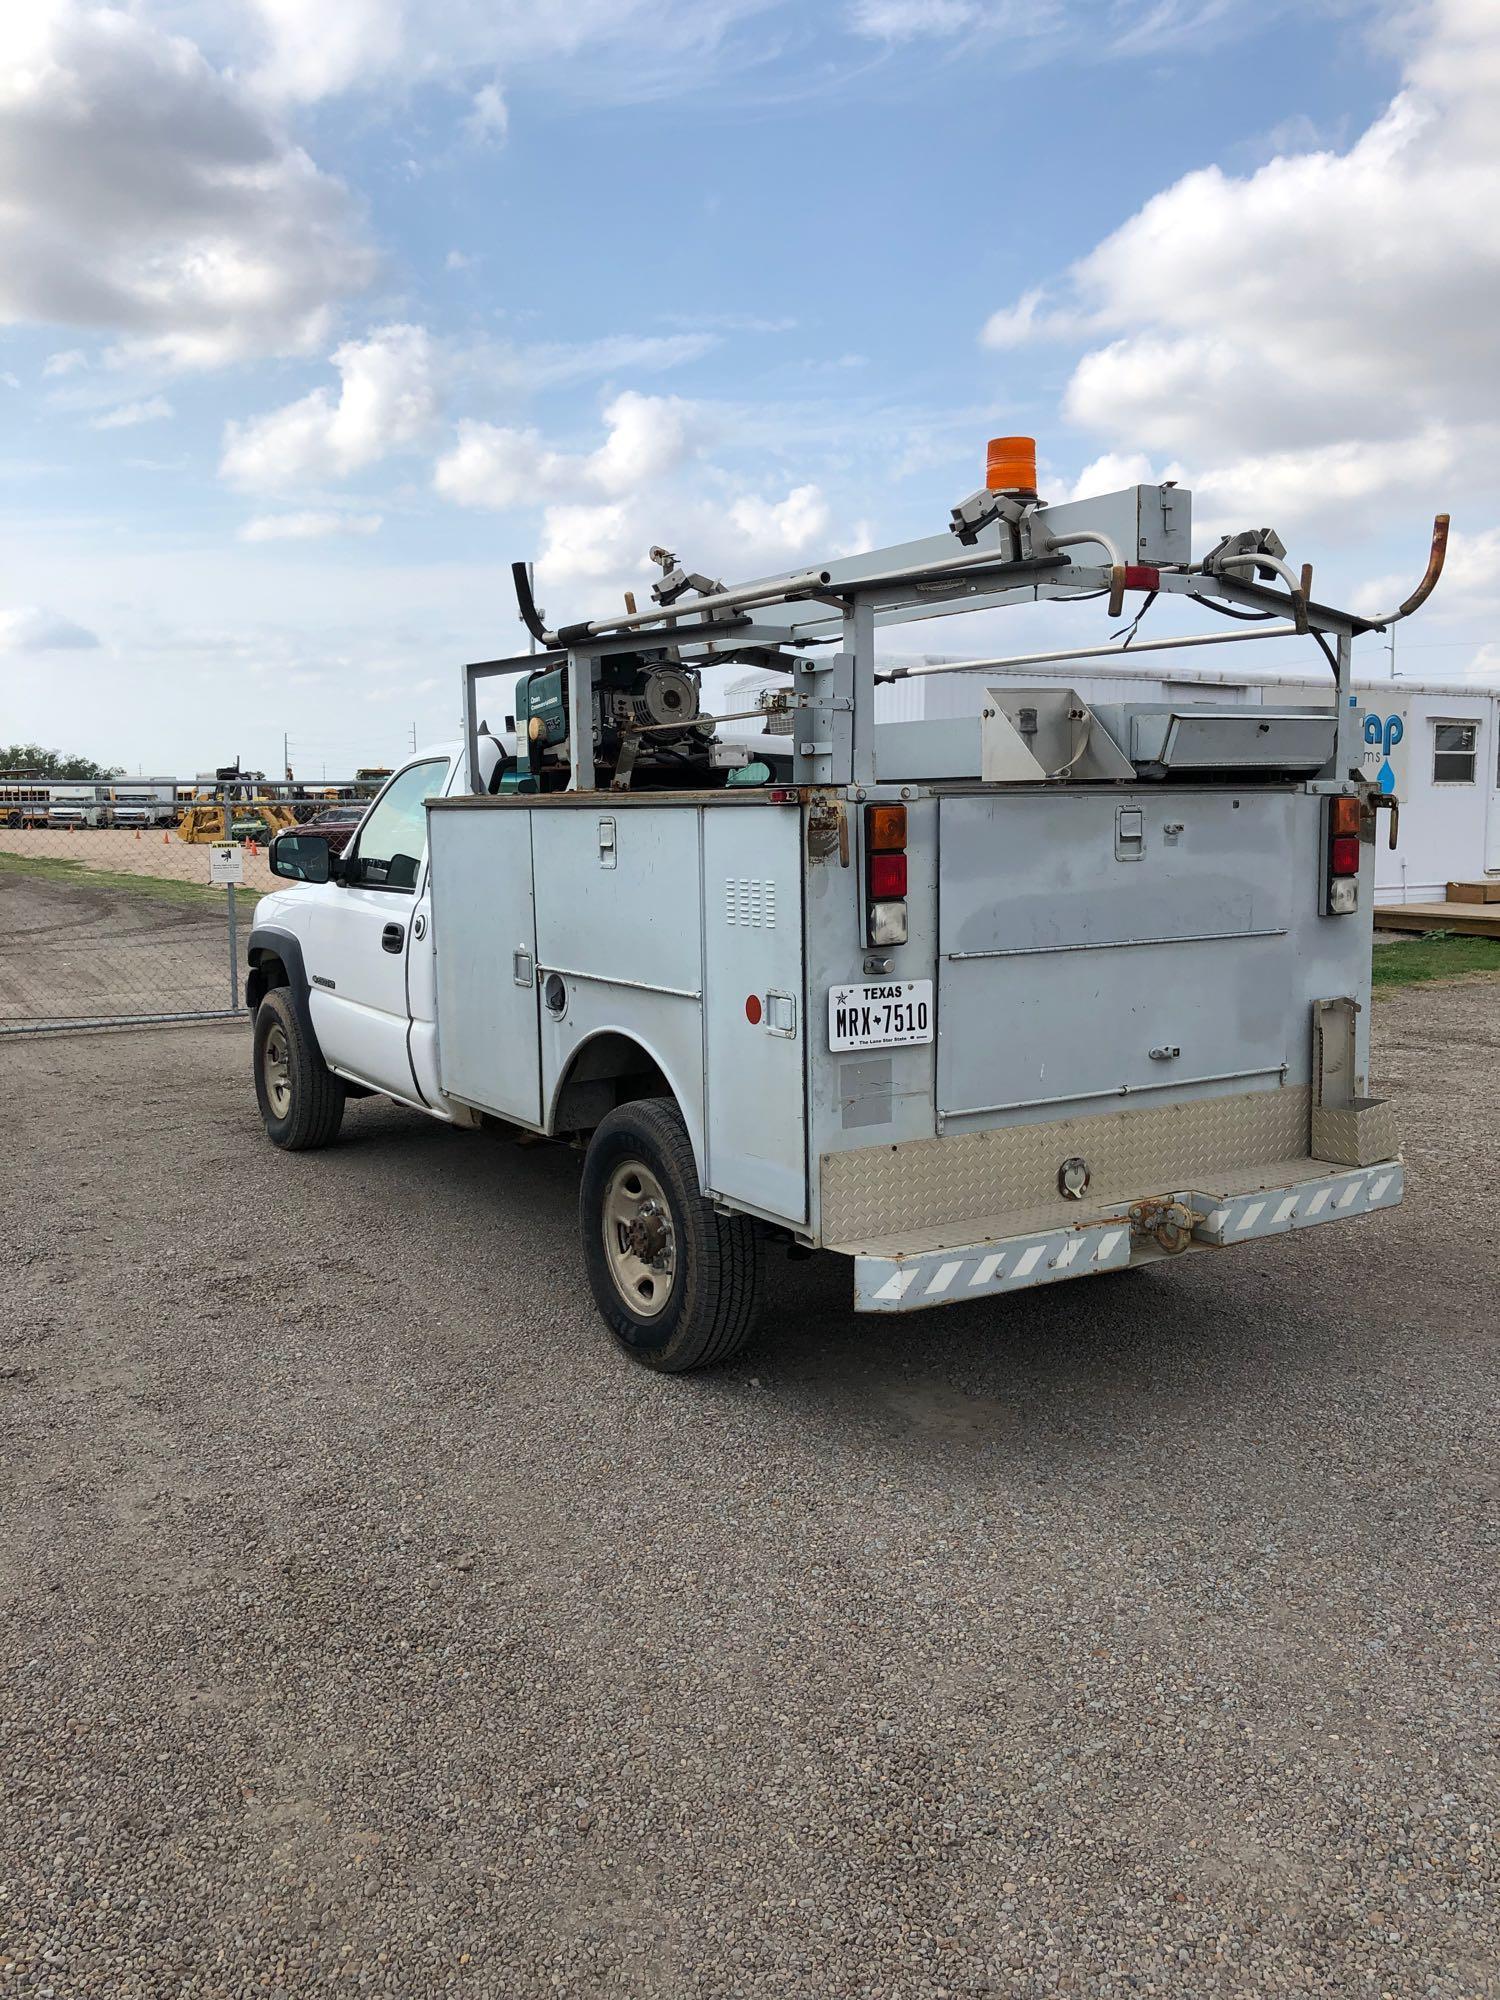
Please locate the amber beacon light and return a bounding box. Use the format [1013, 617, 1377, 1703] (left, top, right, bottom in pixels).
[986, 435, 1037, 497]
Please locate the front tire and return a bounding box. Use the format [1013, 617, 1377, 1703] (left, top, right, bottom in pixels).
[580, 1099, 762, 1372]
[253, 988, 345, 1150]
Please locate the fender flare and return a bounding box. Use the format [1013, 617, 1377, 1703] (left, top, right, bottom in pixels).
[246, 925, 318, 1049]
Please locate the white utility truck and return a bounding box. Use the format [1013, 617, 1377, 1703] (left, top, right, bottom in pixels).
[248, 441, 1447, 1371]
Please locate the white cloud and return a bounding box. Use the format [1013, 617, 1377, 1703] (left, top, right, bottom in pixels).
[221, 324, 437, 490]
[981, 287, 1088, 350]
[727, 483, 830, 554]
[89, 396, 174, 431]
[0, 605, 101, 652]
[847, 0, 981, 37]
[433, 390, 700, 509]
[464, 332, 717, 391]
[464, 81, 509, 145]
[43, 349, 88, 378]
[246, 0, 404, 103]
[987, 0, 1500, 534]
[848, 0, 1285, 54]
[0, 2, 375, 370]
[239, 511, 384, 542]
[182, 0, 791, 110]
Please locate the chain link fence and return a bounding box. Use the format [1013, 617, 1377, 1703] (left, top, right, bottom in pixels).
[0, 782, 364, 1034]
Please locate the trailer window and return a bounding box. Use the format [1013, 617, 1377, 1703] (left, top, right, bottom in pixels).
[349, 757, 449, 889]
[1432, 721, 1477, 784]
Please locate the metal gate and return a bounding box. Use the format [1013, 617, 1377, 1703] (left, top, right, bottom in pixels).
[0, 779, 349, 1035]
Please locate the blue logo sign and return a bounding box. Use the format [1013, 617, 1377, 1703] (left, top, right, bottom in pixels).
[1362, 712, 1403, 793]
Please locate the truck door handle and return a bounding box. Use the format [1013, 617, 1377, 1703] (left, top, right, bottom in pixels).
[381, 922, 405, 954]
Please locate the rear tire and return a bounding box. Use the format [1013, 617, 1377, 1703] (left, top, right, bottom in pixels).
[253, 987, 345, 1150]
[580, 1099, 762, 1373]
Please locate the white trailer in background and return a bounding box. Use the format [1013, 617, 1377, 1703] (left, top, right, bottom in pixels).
[727, 661, 1500, 906]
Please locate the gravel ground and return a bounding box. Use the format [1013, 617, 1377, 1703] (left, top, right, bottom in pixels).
[1, 982, 1495, 1999]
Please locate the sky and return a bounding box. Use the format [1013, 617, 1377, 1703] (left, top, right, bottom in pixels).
[2, 0, 1498, 778]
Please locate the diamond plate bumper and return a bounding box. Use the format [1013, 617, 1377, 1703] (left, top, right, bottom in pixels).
[1188, 1160, 1403, 1243]
[850, 1158, 1403, 1313]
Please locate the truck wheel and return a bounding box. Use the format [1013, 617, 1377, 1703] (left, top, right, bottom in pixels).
[580, 1099, 763, 1372]
[253, 988, 345, 1150]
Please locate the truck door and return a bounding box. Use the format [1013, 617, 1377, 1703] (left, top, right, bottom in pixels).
[428, 805, 541, 1126]
[305, 756, 450, 1099]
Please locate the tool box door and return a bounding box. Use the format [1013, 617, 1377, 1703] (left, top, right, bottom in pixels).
[702, 808, 807, 1224]
[430, 806, 541, 1126]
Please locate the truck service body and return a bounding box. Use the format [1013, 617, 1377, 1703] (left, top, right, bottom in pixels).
[248, 449, 1442, 1369]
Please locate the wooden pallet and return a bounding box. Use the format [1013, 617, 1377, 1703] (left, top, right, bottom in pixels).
[1375, 900, 1500, 938]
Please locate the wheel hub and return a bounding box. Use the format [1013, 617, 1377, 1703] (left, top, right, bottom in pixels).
[602, 1162, 677, 1319]
[263, 1023, 292, 1117]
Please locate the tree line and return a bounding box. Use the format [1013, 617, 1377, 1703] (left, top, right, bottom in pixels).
[0, 742, 124, 780]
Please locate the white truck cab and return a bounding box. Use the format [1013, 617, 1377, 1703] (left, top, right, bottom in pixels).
[247, 446, 1444, 1373]
[251, 736, 502, 1113]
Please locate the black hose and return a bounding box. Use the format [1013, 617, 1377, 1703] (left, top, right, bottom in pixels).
[1187, 592, 1277, 622]
[511, 561, 549, 645]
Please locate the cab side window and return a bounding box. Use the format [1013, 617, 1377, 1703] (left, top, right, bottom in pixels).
[348, 758, 449, 890]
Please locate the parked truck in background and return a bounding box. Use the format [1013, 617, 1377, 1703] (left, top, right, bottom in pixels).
[47, 782, 111, 829]
[245, 439, 1446, 1371]
[109, 778, 178, 829]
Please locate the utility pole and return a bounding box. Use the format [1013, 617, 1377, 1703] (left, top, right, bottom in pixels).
[409, 721, 418, 754]
[1387, 624, 1397, 679]
[283, 730, 292, 781]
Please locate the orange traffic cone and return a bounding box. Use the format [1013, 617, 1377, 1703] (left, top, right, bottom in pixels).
[135, 829, 141, 841]
[163, 831, 170, 844]
[249, 838, 259, 855]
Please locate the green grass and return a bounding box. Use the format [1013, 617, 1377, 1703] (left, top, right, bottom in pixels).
[0, 847, 263, 912]
[1372, 931, 1500, 990]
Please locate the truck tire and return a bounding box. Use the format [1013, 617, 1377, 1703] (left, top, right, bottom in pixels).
[253, 987, 345, 1150]
[580, 1099, 762, 1372]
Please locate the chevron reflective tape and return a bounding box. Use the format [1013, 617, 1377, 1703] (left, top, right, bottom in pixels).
[854, 1220, 1132, 1313]
[1190, 1161, 1403, 1246]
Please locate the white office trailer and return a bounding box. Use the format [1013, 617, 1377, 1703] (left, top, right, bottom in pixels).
[724, 662, 1500, 904]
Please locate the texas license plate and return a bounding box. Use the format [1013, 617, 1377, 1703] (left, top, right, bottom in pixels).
[827, 980, 934, 1052]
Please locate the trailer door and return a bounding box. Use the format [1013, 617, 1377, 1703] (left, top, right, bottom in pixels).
[429, 807, 542, 1126]
[702, 807, 807, 1224]
[935, 790, 1297, 1124]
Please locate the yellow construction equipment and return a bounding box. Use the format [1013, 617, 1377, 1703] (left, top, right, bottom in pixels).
[175, 798, 300, 844]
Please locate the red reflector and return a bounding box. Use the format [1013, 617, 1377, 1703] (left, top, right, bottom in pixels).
[744, 993, 763, 1025]
[768, 787, 799, 803]
[1123, 565, 1160, 591]
[1330, 834, 1360, 877]
[869, 852, 907, 898]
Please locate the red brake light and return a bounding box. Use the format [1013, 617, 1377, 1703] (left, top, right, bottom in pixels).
[869, 852, 907, 898]
[1330, 834, 1360, 877]
[1122, 565, 1160, 592]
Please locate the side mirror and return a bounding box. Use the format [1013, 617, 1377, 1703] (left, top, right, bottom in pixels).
[270, 830, 332, 884]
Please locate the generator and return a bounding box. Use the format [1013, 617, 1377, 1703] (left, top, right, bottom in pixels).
[500, 653, 722, 791]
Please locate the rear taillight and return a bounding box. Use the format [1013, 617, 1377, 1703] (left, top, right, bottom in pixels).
[865, 803, 908, 947]
[1325, 796, 1362, 914]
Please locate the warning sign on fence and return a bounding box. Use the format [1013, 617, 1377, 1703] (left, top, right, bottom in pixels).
[209, 841, 244, 886]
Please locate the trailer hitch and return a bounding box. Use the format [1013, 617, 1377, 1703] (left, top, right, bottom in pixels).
[1128, 1197, 1196, 1255]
